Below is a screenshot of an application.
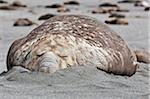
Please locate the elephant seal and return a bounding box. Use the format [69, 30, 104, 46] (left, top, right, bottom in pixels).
[7, 15, 139, 76]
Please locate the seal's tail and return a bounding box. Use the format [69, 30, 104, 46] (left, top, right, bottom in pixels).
[134, 49, 150, 64]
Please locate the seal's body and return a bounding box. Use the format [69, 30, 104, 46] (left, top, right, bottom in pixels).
[7, 15, 137, 76]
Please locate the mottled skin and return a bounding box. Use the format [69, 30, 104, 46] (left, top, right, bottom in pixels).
[7, 15, 138, 76]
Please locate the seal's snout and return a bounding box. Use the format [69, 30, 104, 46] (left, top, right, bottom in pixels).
[37, 52, 60, 73]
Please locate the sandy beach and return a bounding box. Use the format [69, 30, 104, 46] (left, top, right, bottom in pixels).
[0, 0, 149, 98]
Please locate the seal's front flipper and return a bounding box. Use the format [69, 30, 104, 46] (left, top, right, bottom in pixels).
[38, 52, 59, 73]
[134, 49, 150, 64]
[0, 66, 31, 77]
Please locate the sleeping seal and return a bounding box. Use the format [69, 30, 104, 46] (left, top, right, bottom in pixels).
[7, 15, 145, 76]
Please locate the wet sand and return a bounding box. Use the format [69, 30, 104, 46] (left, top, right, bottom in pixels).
[0, 0, 149, 98]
